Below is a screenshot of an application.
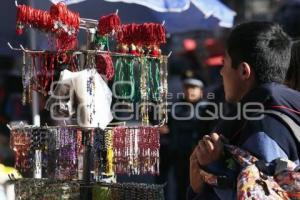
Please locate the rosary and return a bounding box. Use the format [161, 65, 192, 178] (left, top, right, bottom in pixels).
[112, 126, 160, 175]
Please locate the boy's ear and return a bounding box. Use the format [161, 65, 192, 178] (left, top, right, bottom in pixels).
[239, 62, 251, 80]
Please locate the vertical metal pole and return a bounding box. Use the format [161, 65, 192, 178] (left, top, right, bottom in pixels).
[80, 29, 95, 200]
[86, 28, 96, 49]
[29, 0, 40, 127]
[29, 0, 41, 179]
[81, 130, 92, 200]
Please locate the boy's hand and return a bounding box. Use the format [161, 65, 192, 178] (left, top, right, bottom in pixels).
[194, 133, 224, 166]
[189, 133, 224, 193]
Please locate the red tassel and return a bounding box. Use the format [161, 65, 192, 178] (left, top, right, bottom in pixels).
[16, 27, 24, 35]
[98, 13, 121, 35]
[55, 33, 77, 50]
[151, 48, 160, 57]
[50, 2, 80, 31]
[50, 3, 79, 50]
[117, 23, 166, 46]
[139, 23, 166, 46]
[96, 54, 114, 81]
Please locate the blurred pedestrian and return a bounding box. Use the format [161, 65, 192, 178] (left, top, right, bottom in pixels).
[162, 70, 210, 200]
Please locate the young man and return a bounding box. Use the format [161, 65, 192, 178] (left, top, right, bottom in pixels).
[188, 21, 300, 199]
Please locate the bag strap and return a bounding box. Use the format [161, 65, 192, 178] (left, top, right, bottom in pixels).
[264, 110, 300, 143]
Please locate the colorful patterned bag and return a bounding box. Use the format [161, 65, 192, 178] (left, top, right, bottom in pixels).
[226, 144, 300, 200]
[200, 144, 300, 200]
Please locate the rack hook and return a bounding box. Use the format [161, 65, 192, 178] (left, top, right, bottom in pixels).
[6, 124, 12, 131]
[7, 42, 21, 51]
[20, 44, 26, 51]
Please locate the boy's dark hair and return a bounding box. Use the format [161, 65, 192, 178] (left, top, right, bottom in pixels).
[226, 21, 292, 84]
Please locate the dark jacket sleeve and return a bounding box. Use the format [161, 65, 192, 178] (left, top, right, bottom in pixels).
[187, 185, 220, 200]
